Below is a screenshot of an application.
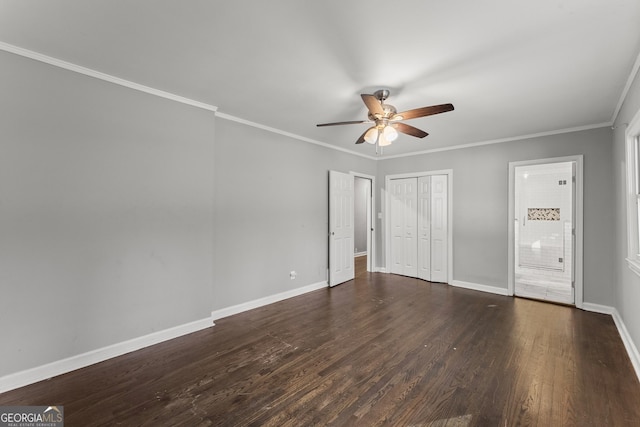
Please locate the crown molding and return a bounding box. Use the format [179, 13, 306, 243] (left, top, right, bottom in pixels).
[215, 112, 378, 160]
[379, 122, 613, 160]
[612, 48, 640, 124]
[0, 41, 218, 113]
[1, 40, 621, 161]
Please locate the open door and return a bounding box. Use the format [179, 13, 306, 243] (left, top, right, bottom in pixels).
[513, 161, 574, 304]
[329, 171, 355, 287]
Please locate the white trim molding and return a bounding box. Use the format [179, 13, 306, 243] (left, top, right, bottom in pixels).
[449, 280, 510, 296]
[211, 281, 328, 321]
[0, 316, 214, 394]
[626, 258, 640, 277]
[0, 42, 618, 163]
[350, 171, 377, 273]
[581, 303, 640, 383]
[581, 302, 616, 315]
[507, 156, 584, 309]
[624, 108, 640, 277]
[215, 112, 377, 161]
[611, 309, 640, 383]
[612, 49, 640, 124]
[381, 123, 611, 160]
[0, 41, 218, 113]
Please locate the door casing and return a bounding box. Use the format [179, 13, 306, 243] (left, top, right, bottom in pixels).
[351, 171, 376, 273]
[507, 156, 584, 308]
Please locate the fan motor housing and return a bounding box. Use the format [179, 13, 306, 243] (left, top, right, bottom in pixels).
[368, 103, 396, 121]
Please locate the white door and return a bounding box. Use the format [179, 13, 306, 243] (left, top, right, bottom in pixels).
[390, 178, 418, 277]
[329, 171, 355, 287]
[430, 175, 448, 283]
[513, 162, 574, 304]
[417, 176, 431, 281]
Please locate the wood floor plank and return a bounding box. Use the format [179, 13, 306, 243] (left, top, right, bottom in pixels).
[1, 269, 639, 426]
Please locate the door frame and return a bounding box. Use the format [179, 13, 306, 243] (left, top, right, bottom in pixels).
[351, 171, 376, 273]
[384, 169, 453, 282]
[507, 155, 584, 308]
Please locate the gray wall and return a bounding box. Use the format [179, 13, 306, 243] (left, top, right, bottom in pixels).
[613, 69, 640, 356]
[376, 127, 615, 305]
[0, 51, 215, 377]
[0, 49, 378, 379]
[2, 45, 634, 382]
[212, 118, 376, 310]
[354, 177, 369, 254]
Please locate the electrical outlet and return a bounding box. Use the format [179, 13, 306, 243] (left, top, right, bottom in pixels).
[290, 270, 297, 280]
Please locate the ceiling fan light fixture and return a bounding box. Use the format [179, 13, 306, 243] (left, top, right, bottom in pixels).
[378, 132, 392, 147]
[315, 91, 454, 149]
[383, 125, 398, 142]
[364, 127, 378, 144]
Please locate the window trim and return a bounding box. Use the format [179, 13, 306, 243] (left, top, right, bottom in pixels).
[625, 109, 640, 277]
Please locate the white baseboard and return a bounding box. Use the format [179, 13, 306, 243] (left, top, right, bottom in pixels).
[0, 316, 214, 394]
[611, 309, 640, 382]
[449, 280, 510, 296]
[581, 302, 615, 315]
[375, 267, 387, 273]
[211, 281, 327, 320]
[354, 252, 367, 257]
[576, 303, 640, 384]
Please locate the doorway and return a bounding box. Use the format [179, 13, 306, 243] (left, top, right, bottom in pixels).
[329, 171, 375, 287]
[354, 176, 372, 275]
[508, 156, 584, 307]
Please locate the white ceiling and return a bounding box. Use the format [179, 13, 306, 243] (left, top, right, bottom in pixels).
[1, 0, 639, 158]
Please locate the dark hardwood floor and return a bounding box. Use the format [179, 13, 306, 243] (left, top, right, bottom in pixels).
[2, 263, 640, 426]
[355, 254, 368, 278]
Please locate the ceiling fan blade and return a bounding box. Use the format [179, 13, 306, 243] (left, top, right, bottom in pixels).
[316, 120, 367, 127]
[393, 122, 429, 138]
[394, 103, 454, 121]
[355, 129, 369, 144]
[361, 94, 384, 116]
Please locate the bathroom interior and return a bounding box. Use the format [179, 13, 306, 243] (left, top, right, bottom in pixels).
[514, 161, 574, 304]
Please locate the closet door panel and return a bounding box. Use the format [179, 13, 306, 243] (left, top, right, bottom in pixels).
[390, 178, 417, 277]
[431, 175, 448, 283]
[417, 176, 431, 281]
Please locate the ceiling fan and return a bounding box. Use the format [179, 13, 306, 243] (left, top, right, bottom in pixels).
[317, 89, 454, 149]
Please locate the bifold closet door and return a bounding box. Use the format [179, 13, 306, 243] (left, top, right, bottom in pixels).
[417, 177, 431, 281]
[390, 178, 418, 277]
[391, 175, 448, 283]
[430, 175, 448, 283]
